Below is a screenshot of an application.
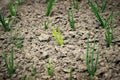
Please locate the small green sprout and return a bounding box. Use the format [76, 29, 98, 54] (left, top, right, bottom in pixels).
[70, 11, 75, 30]
[31, 64, 37, 80]
[22, 75, 28, 80]
[104, 8, 114, 47]
[5, 18, 10, 24]
[104, 8, 114, 27]
[46, 0, 49, 3]
[73, 0, 78, 10]
[14, 38, 23, 48]
[88, 0, 114, 29]
[47, 60, 53, 77]
[86, 36, 99, 77]
[68, 9, 75, 30]
[12, 32, 23, 48]
[8, 0, 17, 18]
[100, 0, 108, 12]
[104, 10, 113, 47]
[84, 76, 87, 80]
[44, 21, 49, 29]
[15, 0, 23, 5]
[0, 14, 11, 31]
[52, 27, 64, 46]
[95, 0, 108, 13]
[70, 66, 73, 80]
[3, 49, 15, 77]
[46, 0, 55, 16]
[105, 26, 112, 47]
[88, 0, 105, 28]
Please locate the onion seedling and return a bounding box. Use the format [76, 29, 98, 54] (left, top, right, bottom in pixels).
[70, 66, 73, 80]
[104, 8, 114, 47]
[44, 21, 49, 29]
[46, 0, 49, 3]
[88, 0, 114, 29]
[86, 36, 99, 77]
[95, 0, 108, 13]
[105, 26, 112, 47]
[88, 0, 105, 28]
[73, 0, 78, 10]
[14, 38, 23, 48]
[46, 0, 55, 16]
[0, 14, 11, 31]
[31, 64, 37, 80]
[13, 33, 23, 49]
[5, 18, 10, 24]
[3, 49, 15, 77]
[100, 0, 108, 13]
[104, 9, 114, 47]
[70, 11, 75, 30]
[47, 60, 53, 78]
[8, 0, 17, 18]
[68, 9, 75, 30]
[52, 27, 64, 46]
[15, 0, 23, 5]
[22, 75, 28, 80]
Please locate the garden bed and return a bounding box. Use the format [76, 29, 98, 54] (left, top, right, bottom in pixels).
[0, 0, 120, 80]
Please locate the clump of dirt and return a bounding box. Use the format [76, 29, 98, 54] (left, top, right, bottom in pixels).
[0, 0, 120, 80]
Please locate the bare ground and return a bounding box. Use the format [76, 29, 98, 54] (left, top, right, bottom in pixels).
[0, 0, 120, 80]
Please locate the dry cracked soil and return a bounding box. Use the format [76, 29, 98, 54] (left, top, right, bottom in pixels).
[0, 0, 120, 80]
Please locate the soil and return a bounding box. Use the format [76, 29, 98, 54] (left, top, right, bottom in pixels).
[0, 0, 120, 80]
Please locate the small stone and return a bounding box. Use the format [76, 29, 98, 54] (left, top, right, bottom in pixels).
[62, 68, 70, 73]
[40, 52, 49, 60]
[38, 34, 50, 42]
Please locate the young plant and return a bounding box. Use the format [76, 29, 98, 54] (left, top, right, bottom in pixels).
[104, 10, 113, 47]
[88, 0, 105, 28]
[47, 60, 53, 77]
[15, 0, 23, 5]
[73, 0, 78, 10]
[10, 28, 23, 48]
[100, 0, 108, 12]
[13, 33, 23, 49]
[70, 12, 75, 30]
[3, 49, 15, 77]
[22, 75, 28, 80]
[31, 64, 37, 80]
[52, 27, 64, 46]
[88, 0, 114, 29]
[86, 36, 99, 77]
[46, 0, 55, 16]
[0, 14, 11, 31]
[70, 66, 73, 80]
[44, 21, 49, 29]
[68, 9, 75, 30]
[95, 0, 108, 13]
[46, 0, 49, 3]
[5, 18, 10, 24]
[105, 26, 112, 47]
[8, 0, 17, 18]
[104, 8, 114, 47]
[14, 38, 23, 48]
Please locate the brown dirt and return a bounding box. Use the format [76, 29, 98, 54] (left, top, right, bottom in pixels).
[0, 0, 120, 80]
